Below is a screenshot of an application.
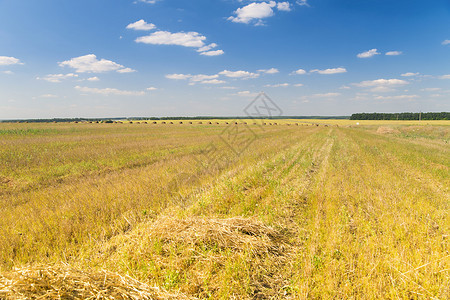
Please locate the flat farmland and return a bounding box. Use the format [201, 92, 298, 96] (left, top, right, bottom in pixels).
[0, 121, 448, 299]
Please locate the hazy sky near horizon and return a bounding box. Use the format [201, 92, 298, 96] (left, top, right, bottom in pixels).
[0, 0, 449, 119]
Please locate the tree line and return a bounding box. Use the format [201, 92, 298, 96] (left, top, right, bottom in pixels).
[350, 112, 450, 120]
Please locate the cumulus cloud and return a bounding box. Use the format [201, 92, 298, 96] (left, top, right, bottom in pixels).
[440, 75, 450, 79]
[200, 50, 224, 56]
[277, 2, 291, 11]
[87, 76, 100, 81]
[357, 49, 380, 58]
[136, 31, 206, 47]
[146, 87, 157, 91]
[294, 83, 304, 87]
[197, 43, 217, 52]
[354, 78, 409, 92]
[200, 79, 226, 84]
[166, 73, 192, 80]
[311, 92, 340, 98]
[59, 54, 134, 73]
[235, 90, 258, 97]
[355, 79, 409, 87]
[374, 95, 418, 100]
[135, 30, 224, 56]
[401, 72, 419, 77]
[442, 40, 450, 45]
[165, 73, 223, 85]
[265, 83, 289, 87]
[386, 51, 402, 56]
[219, 70, 259, 79]
[228, 1, 292, 25]
[310, 67, 347, 74]
[37, 73, 78, 83]
[296, 0, 309, 6]
[75, 86, 145, 96]
[258, 68, 279, 74]
[117, 67, 136, 73]
[292, 68, 307, 75]
[0, 56, 23, 66]
[126, 20, 156, 31]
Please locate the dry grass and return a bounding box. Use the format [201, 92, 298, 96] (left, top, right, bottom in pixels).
[0, 265, 192, 299]
[95, 216, 293, 298]
[0, 120, 448, 299]
[376, 126, 400, 134]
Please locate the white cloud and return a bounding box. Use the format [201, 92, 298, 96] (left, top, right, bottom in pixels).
[277, 2, 291, 11]
[292, 68, 307, 75]
[199, 50, 224, 56]
[401, 72, 419, 77]
[310, 67, 347, 74]
[442, 40, 450, 45]
[166, 73, 191, 80]
[190, 74, 219, 82]
[357, 49, 380, 58]
[136, 0, 158, 4]
[2, 70, 13, 74]
[39, 94, 58, 98]
[235, 90, 258, 97]
[219, 86, 238, 90]
[197, 43, 217, 52]
[386, 51, 402, 56]
[200, 79, 226, 84]
[117, 67, 136, 73]
[146, 87, 157, 91]
[369, 86, 395, 93]
[258, 68, 279, 74]
[75, 86, 145, 96]
[296, 0, 309, 6]
[311, 92, 340, 98]
[421, 88, 441, 92]
[354, 79, 409, 92]
[0, 56, 23, 66]
[374, 95, 418, 100]
[228, 1, 276, 24]
[136, 31, 206, 48]
[340, 85, 351, 90]
[126, 20, 156, 31]
[219, 70, 259, 79]
[59, 54, 132, 73]
[37, 73, 78, 83]
[294, 83, 304, 87]
[165, 73, 222, 85]
[87, 76, 100, 81]
[440, 75, 450, 79]
[265, 83, 289, 87]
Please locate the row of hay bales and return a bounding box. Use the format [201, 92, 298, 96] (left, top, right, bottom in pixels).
[71, 121, 334, 126]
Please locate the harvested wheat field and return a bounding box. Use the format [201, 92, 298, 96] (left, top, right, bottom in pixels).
[0, 121, 449, 299]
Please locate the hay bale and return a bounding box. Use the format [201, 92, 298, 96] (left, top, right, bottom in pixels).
[0, 265, 191, 299]
[376, 126, 399, 134]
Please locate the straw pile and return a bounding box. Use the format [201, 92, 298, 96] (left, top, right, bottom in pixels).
[0, 265, 192, 299]
[148, 217, 285, 255]
[98, 216, 291, 297]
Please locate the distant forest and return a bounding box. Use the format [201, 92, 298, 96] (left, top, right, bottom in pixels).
[350, 112, 450, 120]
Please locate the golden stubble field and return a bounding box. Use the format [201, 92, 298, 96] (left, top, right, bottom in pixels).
[0, 120, 448, 299]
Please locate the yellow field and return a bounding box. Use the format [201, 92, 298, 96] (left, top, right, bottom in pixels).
[0, 120, 448, 299]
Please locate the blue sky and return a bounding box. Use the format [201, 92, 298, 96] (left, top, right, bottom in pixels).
[0, 0, 449, 119]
